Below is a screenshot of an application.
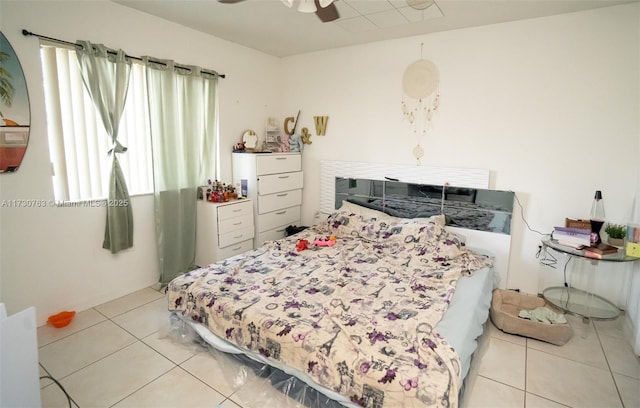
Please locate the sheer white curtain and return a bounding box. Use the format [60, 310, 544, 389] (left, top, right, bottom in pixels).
[144, 58, 218, 285]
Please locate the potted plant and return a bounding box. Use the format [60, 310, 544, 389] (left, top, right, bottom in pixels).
[605, 223, 626, 247]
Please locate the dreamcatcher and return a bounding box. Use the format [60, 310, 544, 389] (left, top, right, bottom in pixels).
[401, 43, 440, 165]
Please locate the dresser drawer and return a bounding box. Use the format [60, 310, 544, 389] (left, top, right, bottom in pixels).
[256, 154, 301, 175]
[217, 239, 253, 260]
[258, 189, 302, 214]
[256, 206, 301, 233]
[258, 171, 303, 195]
[219, 226, 255, 248]
[256, 226, 292, 245]
[217, 200, 253, 221]
[218, 214, 254, 234]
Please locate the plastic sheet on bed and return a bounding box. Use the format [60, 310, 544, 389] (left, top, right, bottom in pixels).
[163, 313, 346, 408]
[161, 262, 495, 408]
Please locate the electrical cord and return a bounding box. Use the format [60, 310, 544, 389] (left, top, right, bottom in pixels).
[513, 190, 556, 292]
[562, 255, 572, 287]
[511, 191, 551, 236]
[521, 184, 575, 305]
[537, 244, 572, 305]
[537, 244, 557, 268]
[40, 375, 74, 408]
[561, 255, 572, 306]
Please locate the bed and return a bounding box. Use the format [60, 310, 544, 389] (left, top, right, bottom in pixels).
[167, 163, 514, 407]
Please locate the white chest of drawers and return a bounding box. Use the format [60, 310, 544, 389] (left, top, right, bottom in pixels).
[232, 152, 303, 247]
[195, 199, 254, 266]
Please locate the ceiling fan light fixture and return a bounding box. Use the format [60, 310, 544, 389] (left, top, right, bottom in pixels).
[407, 0, 435, 10]
[319, 0, 334, 8]
[298, 0, 317, 13]
[281, 0, 294, 7]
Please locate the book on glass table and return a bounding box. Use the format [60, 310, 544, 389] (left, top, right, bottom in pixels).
[584, 251, 607, 259]
[556, 240, 586, 250]
[552, 226, 591, 247]
[585, 243, 618, 255]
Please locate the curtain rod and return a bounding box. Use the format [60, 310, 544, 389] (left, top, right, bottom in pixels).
[22, 29, 226, 79]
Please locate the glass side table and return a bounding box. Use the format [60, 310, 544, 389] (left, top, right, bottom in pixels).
[540, 239, 640, 321]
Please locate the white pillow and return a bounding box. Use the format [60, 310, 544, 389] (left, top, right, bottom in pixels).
[338, 200, 394, 220]
[416, 214, 445, 227]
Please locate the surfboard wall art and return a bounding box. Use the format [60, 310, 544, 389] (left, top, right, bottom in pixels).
[0, 31, 30, 173]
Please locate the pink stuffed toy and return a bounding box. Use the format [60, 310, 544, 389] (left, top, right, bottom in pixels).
[314, 236, 336, 247]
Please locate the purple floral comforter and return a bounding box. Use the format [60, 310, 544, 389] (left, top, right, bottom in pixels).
[167, 210, 493, 408]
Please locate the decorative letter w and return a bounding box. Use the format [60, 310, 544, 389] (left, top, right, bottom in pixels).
[314, 116, 329, 136]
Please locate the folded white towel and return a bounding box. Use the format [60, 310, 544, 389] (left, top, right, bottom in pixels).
[518, 307, 567, 324]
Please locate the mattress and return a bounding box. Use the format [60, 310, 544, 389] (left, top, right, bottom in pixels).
[167, 209, 494, 408]
[176, 265, 493, 407]
[435, 265, 493, 380]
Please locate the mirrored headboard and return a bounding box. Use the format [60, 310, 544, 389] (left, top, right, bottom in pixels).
[335, 178, 514, 235]
[319, 160, 515, 289]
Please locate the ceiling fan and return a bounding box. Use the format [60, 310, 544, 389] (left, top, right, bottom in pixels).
[218, 0, 340, 23]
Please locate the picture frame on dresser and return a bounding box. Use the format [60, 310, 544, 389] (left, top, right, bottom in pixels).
[232, 152, 303, 248]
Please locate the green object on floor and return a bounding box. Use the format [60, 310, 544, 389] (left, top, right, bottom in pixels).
[518, 306, 567, 324]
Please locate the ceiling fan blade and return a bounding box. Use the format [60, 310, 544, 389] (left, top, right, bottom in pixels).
[315, 0, 339, 22]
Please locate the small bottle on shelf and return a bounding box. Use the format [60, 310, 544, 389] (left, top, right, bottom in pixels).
[222, 183, 229, 202]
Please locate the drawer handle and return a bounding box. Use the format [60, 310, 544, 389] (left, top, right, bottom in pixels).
[233, 222, 242, 226]
[278, 175, 290, 179]
[276, 193, 288, 197]
[275, 210, 286, 215]
[276, 228, 286, 232]
[276, 157, 287, 160]
[232, 245, 241, 250]
[232, 209, 242, 212]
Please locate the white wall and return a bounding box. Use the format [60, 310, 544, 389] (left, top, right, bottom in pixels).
[1, 1, 638, 325]
[0, 0, 282, 324]
[280, 3, 640, 296]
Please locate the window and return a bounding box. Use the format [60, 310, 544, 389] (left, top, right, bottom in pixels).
[40, 42, 153, 202]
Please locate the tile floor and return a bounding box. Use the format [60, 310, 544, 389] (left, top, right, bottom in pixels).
[38, 287, 640, 408]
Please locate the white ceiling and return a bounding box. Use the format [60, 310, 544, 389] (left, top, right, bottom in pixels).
[114, 0, 637, 57]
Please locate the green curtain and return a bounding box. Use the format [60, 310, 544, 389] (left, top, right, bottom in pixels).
[144, 58, 218, 285]
[76, 41, 134, 253]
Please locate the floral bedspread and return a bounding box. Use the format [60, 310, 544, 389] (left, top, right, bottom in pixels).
[167, 210, 493, 408]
